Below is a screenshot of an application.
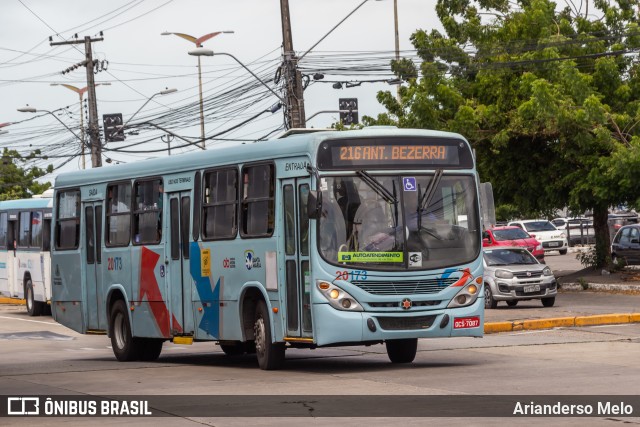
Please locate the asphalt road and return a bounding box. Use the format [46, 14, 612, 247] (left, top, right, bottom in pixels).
[1, 304, 640, 426]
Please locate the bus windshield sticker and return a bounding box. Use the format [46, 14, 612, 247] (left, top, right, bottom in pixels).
[408, 252, 422, 267]
[403, 177, 417, 192]
[320, 178, 328, 191]
[338, 252, 404, 263]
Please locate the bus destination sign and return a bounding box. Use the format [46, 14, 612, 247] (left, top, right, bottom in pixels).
[317, 137, 473, 170]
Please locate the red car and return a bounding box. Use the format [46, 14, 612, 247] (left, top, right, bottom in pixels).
[482, 226, 545, 260]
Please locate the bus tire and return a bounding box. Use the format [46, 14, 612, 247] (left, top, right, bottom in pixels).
[386, 338, 418, 363]
[139, 338, 163, 361]
[254, 300, 285, 370]
[220, 342, 247, 356]
[110, 300, 142, 361]
[25, 280, 44, 317]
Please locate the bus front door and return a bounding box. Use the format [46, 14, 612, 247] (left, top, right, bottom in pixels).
[282, 178, 312, 339]
[5, 219, 17, 297]
[166, 191, 192, 336]
[83, 202, 103, 329]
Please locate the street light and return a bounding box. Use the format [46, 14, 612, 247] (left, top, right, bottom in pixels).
[17, 106, 85, 152]
[188, 49, 284, 103]
[161, 30, 234, 149]
[121, 88, 177, 130]
[50, 83, 111, 169]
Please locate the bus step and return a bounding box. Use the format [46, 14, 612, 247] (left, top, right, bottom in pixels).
[173, 336, 194, 345]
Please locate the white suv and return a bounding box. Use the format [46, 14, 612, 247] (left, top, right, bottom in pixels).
[508, 220, 568, 255]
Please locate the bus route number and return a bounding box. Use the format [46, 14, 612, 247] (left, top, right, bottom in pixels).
[335, 270, 368, 281]
[107, 257, 123, 271]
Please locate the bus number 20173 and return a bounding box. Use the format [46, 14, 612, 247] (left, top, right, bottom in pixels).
[107, 257, 123, 271]
[335, 270, 368, 281]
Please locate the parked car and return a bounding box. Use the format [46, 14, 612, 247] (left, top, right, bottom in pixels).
[482, 226, 544, 260]
[508, 220, 568, 255]
[551, 217, 592, 230]
[483, 247, 557, 309]
[611, 224, 640, 265]
[608, 213, 639, 240]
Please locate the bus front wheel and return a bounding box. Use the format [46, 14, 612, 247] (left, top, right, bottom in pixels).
[110, 300, 142, 361]
[25, 280, 44, 317]
[253, 300, 285, 370]
[386, 338, 418, 363]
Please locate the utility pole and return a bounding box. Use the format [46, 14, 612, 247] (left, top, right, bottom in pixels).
[51, 35, 104, 167]
[279, 0, 306, 129]
[394, 0, 401, 101]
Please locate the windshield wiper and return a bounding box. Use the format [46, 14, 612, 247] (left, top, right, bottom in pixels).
[417, 169, 443, 229]
[356, 170, 399, 228]
[356, 170, 398, 206]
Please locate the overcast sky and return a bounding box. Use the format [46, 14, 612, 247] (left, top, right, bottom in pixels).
[0, 0, 440, 183]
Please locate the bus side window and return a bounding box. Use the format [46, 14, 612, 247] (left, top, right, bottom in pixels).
[241, 164, 274, 238]
[56, 190, 81, 250]
[0, 213, 6, 250]
[133, 179, 162, 245]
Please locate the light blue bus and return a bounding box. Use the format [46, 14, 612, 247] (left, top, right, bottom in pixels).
[51, 127, 484, 370]
[0, 196, 53, 316]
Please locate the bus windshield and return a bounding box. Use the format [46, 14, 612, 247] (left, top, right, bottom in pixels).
[318, 174, 480, 270]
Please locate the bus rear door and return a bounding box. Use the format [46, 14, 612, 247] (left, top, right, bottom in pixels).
[166, 191, 193, 336]
[83, 202, 104, 329]
[281, 178, 312, 339]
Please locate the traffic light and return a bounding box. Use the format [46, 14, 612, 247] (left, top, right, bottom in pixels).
[103, 113, 125, 142]
[339, 98, 358, 125]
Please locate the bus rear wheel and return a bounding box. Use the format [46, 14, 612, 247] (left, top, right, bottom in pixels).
[110, 300, 142, 361]
[254, 300, 285, 370]
[25, 280, 44, 317]
[139, 338, 164, 361]
[386, 338, 418, 363]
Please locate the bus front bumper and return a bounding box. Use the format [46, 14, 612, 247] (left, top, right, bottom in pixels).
[312, 299, 484, 347]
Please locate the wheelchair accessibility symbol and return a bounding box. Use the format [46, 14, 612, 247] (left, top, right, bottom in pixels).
[403, 177, 417, 191]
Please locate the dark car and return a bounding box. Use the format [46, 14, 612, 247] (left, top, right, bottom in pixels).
[611, 224, 640, 265]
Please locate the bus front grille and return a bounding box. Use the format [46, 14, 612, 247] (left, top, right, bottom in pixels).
[376, 315, 437, 330]
[351, 278, 456, 295]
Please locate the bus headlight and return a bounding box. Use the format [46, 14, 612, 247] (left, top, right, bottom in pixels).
[317, 281, 363, 312]
[447, 280, 481, 308]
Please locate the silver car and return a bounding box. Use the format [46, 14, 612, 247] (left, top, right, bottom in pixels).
[483, 247, 557, 309]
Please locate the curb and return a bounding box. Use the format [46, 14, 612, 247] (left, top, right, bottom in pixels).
[0, 297, 25, 305]
[560, 282, 640, 292]
[484, 312, 640, 334]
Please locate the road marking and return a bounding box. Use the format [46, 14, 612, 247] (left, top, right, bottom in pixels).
[0, 315, 63, 326]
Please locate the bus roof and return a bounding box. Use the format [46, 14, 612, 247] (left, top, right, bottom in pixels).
[0, 197, 53, 211]
[55, 127, 469, 188]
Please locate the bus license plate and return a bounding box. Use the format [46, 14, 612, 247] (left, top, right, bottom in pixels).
[524, 284, 540, 293]
[453, 316, 480, 329]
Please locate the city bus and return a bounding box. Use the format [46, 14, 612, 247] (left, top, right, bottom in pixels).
[0, 195, 53, 316]
[51, 127, 484, 370]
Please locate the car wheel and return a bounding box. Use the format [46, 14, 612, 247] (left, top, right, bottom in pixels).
[559, 249, 568, 255]
[386, 338, 418, 363]
[254, 300, 285, 370]
[506, 300, 518, 307]
[25, 280, 44, 317]
[541, 297, 555, 307]
[484, 285, 497, 309]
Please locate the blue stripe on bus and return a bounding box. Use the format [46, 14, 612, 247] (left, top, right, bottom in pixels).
[189, 242, 220, 338]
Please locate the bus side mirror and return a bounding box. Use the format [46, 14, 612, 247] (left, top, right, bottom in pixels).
[307, 190, 322, 220]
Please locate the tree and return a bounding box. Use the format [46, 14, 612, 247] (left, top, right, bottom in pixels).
[0, 148, 53, 200]
[367, 0, 640, 268]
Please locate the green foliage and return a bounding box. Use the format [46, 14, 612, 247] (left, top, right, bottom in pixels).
[369, 0, 640, 268]
[0, 148, 52, 201]
[576, 247, 598, 269]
